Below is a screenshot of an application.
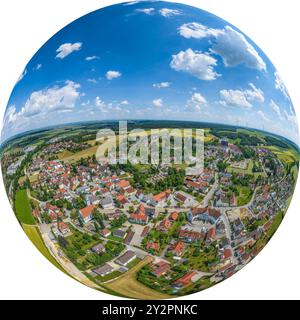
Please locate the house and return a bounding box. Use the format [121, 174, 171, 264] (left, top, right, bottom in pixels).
[129, 204, 149, 225]
[141, 226, 150, 237]
[146, 241, 160, 252]
[93, 263, 114, 277]
[113, 229, 127, 239]
[99, 228, 111, 237]
[58, 221, 70, 235]
[157, 218, 171, 232]
[173, 271, 198, 288]
[124, 230, 135, 245]
[175, 191, 196, 207]
[116, 194, 128, 205]
[116, 180, 131, 190]
[115, 250, 136, 266]
[79, 204, 95, 224]
[91, 243, 106, 254]
[169, 241, 185, 257]
[152, 190, 171, 207]
[179, 229, 204, 243]
[221, 248, 232, 260]
[206, 227, 216, 241]
[100, 196, 114, 209]
[151, 261, 170, 277]
[170, 212, 178, 221]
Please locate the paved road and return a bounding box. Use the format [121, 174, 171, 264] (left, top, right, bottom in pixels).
[39, 223, 101, 289]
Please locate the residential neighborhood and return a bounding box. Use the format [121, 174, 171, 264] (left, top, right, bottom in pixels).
[0, 121, 298, 298]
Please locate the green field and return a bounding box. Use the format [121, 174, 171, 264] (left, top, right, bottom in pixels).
[59, 145, 98, 163]
[266, 146, 299, 165]
[15, 189, 35, 225]
[22, 224, 66, 273]
[237, 186, 253, 206]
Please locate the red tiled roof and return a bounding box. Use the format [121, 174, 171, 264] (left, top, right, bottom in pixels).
[80, 205, 95, 219]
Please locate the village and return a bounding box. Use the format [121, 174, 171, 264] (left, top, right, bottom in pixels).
[1, 125, 297, 297]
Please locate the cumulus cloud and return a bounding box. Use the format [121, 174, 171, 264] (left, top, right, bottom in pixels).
[269, 100, 282, 119]
[56, 42, 82, 59]
[95, 96, 106, 108]
[178, 22, 266, 71]
[85, 56, 99, 61]
[186, 92, 207, 112]
[3, 81, 81, 130]
[159, 8, 181, 17]
[219, 84, 264, 108]
[246, 83, 264, 103]
[179, 22, 220, 39]
[274, 71, 290, 100]
[120, 100, 129, 105]
[153, 98, 163, 107]
[136, 8, 155, 15]
[106, 70, 122, 80]
[258, 110, 270, 122]
[153, 82, 171, 88]
[170, 48, 219, 81]
[211, 26, 266, 71]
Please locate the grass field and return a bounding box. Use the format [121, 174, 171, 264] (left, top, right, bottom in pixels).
[22, 224, 66, 273]
[59, 145, 98, 163]
[57, 150, 74, 160]
[104, 256, 171, 299]
[266, 146, 299, 165]
[237, 186, 253, 206]
[15, 189, 35, 225]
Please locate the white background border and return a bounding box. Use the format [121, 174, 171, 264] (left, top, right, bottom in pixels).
[0, 0, 299, 300]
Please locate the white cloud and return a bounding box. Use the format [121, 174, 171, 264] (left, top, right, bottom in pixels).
[283, 109, 298, 127]
[178, 22, 266, 71]
[136, 8, 155, 15]
[159, 8, 181, 17]
[95, 96, 106, 108]
[257, 110, 270, 122]
[211, 26, 266, 71]
[35, 64, 42, 70]
[187, 92, 207, 112]
[3, 81, 81, 130]
[17, 68, 27, 83]
[106, 70, 122, 80]
[153, 82, 171, 88]
[153, 98, 163, 108]
[123, 1, 142, 5]
[3, 105, 18, 125]
[56, 42, 82, 59]
[219, 83, 264, 108]
[179, 22, 220, 39]
[220, 89, 252, 108]
[120, 100, 129, 105]
[85, 56, 99, 61]
[269, 100, 282, 119]
[246, 83, 264, 103]
[274, 71, 290, 100]
[170, 48, 219, 81]
[87, 78, 98, 84]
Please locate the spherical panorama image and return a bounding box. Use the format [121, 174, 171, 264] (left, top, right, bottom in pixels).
[0, 1, 299, 299]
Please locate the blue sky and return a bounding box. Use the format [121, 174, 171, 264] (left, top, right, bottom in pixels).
[1, 0, 299, 144]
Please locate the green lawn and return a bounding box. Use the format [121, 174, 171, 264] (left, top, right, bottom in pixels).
[15, 189, 35, 225]
[237, 186, 253, 206]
